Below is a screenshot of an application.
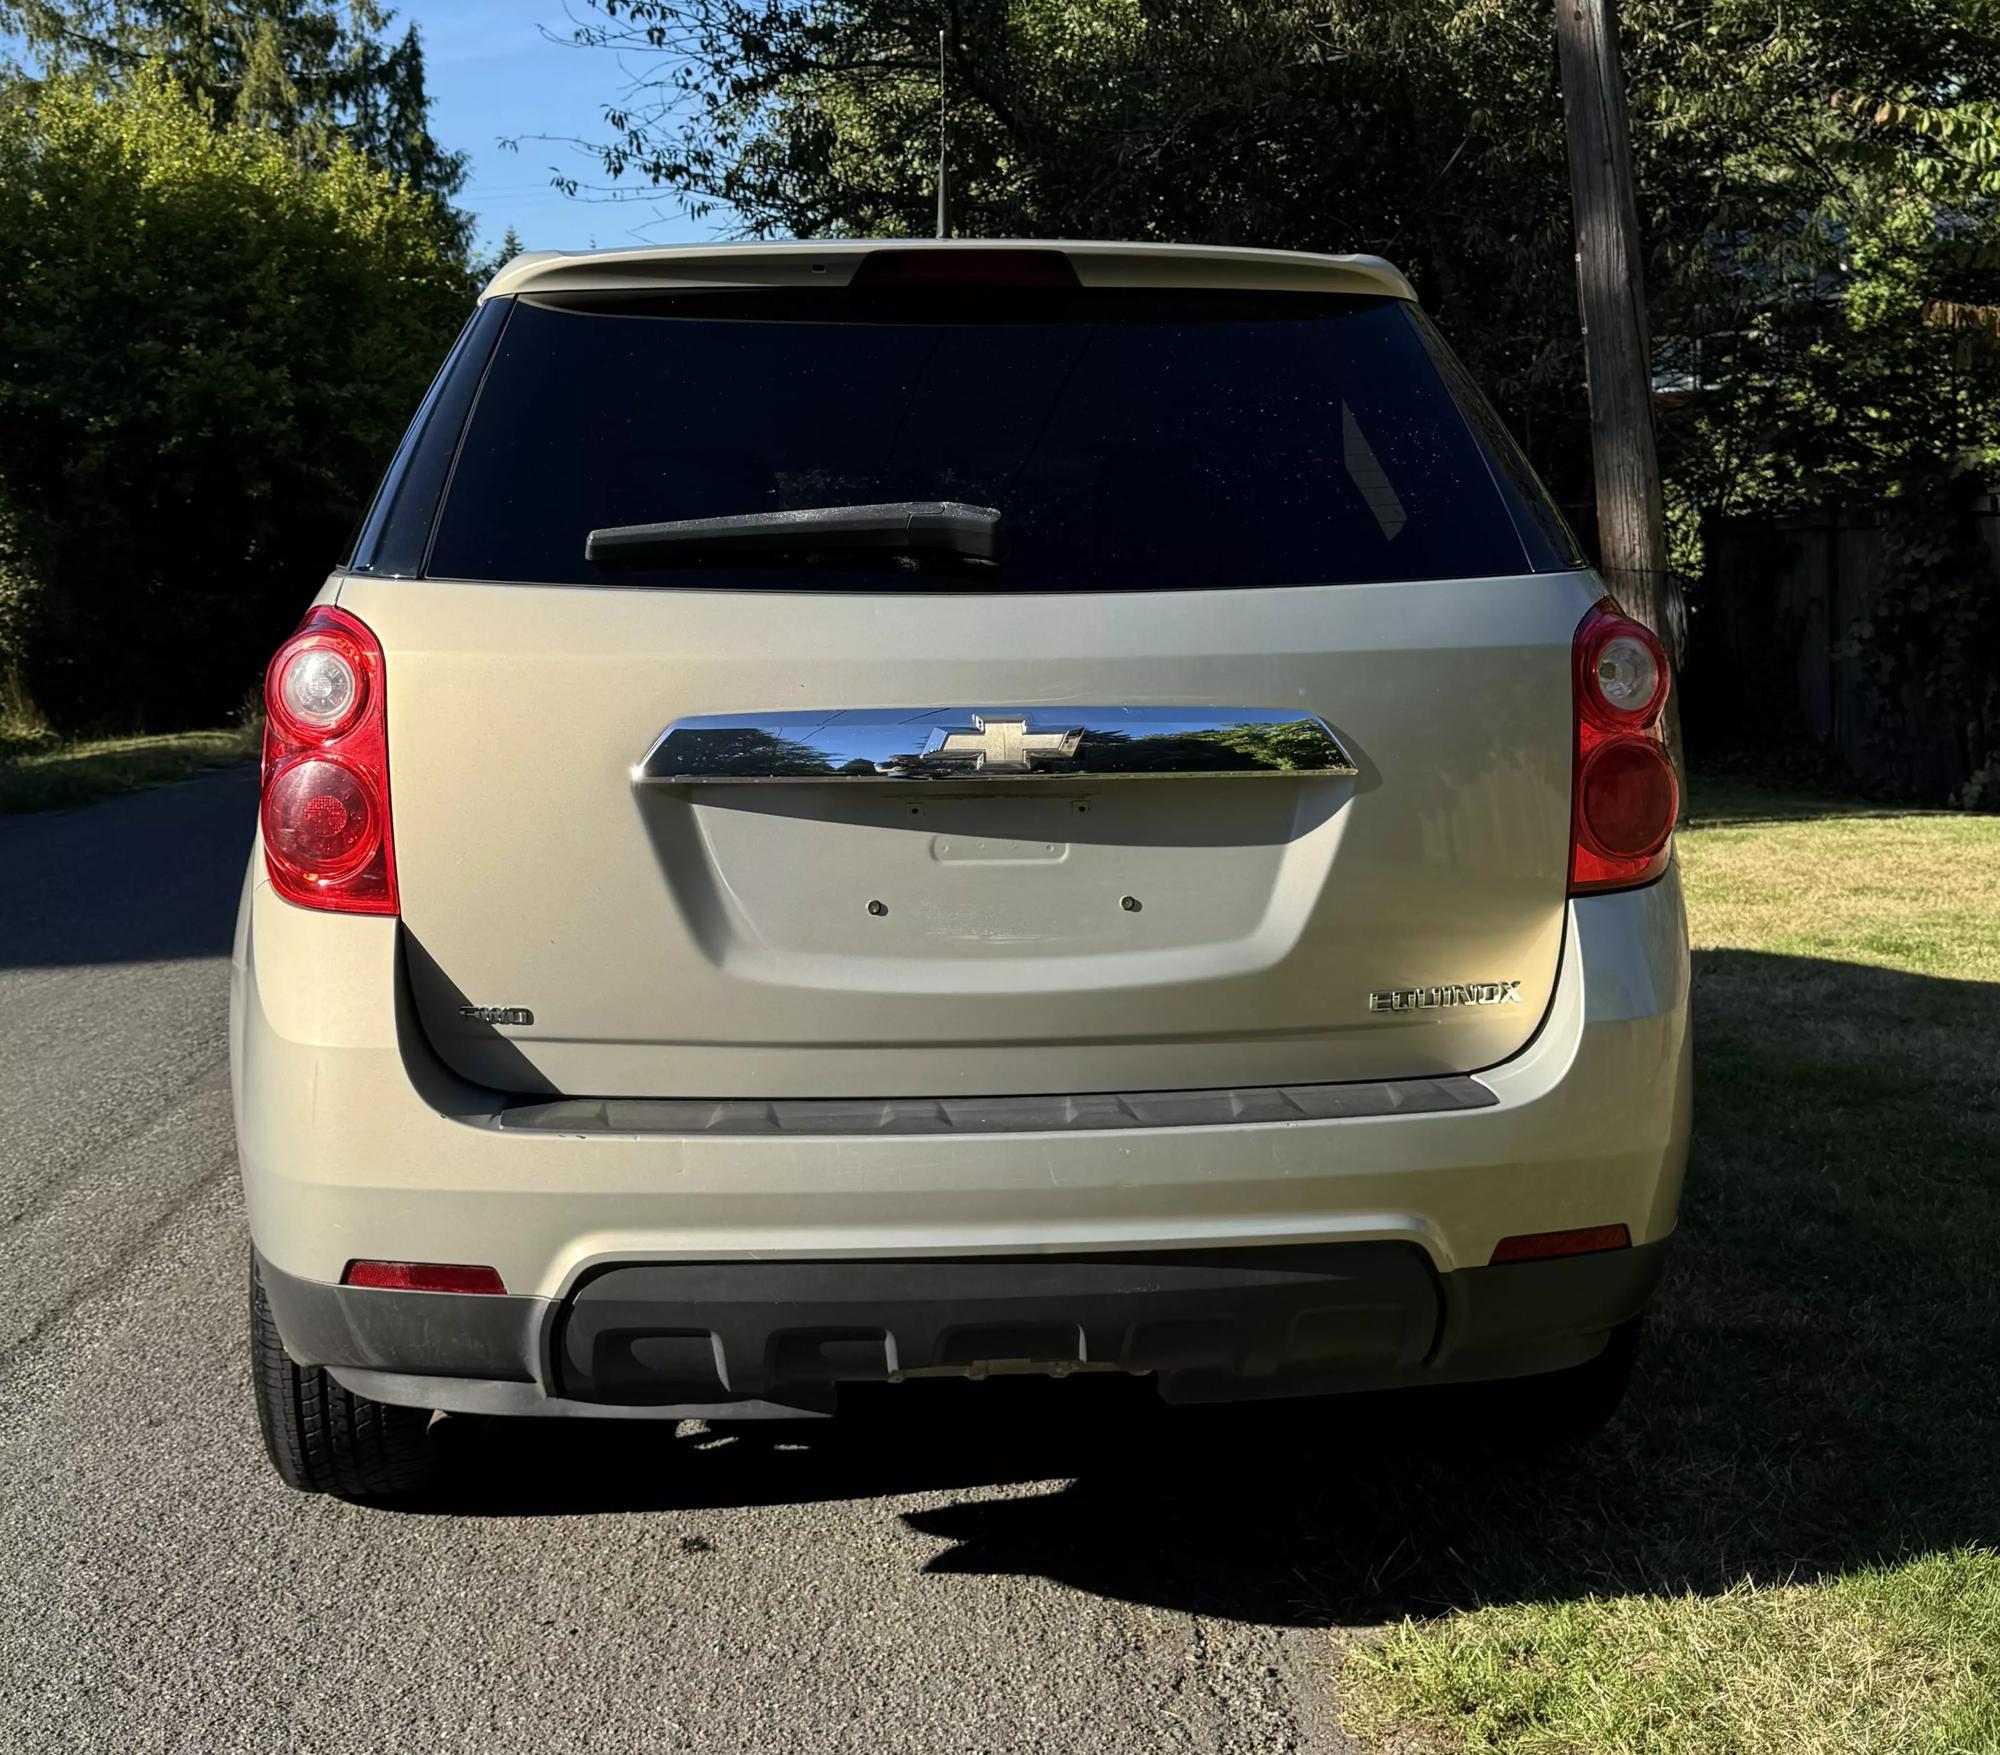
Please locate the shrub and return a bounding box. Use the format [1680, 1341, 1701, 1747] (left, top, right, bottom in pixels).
[0, 69, 471, 731]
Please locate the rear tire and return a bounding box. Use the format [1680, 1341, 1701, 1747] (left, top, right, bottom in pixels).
[250, 1252, 433, 1501]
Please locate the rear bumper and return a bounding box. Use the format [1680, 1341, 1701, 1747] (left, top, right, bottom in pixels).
[261, 1237, 1670, 1418]
[231, 864, 1690, 1305]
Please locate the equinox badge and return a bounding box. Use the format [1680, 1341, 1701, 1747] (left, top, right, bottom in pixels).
[1368, 982, 1522, 1013]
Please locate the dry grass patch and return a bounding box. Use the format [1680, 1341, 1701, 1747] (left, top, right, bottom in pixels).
[1682, 780, 2000, 983]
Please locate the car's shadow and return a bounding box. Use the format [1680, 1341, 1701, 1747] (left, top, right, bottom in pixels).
[421, 1373, 1518, 1625]
[407, 950, 2000, 1628]
[0, 765, 256, 967]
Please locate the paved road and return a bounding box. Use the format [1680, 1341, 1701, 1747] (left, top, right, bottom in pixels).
[0, 770, 1375, 1754]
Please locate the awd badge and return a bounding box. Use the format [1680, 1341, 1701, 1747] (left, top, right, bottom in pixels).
[459, 1005, 534, 1026]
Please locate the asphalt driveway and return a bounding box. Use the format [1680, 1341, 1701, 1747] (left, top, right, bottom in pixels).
[0, 768, 1354, 1755]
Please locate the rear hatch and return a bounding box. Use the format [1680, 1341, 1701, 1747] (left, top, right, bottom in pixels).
[337, 244, 1595, 1100]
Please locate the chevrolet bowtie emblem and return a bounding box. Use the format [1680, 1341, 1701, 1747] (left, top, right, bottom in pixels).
[921, 715, 1085, 773]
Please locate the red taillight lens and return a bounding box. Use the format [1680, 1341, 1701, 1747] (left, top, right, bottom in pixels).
[1570, 603, 1674, 893]
[265, 759, 379, 876]
[1578, 737, 1677, 860]
[261, 606, 397, 914]
[1489, 1224, 1631, 1264]
[342, 1261, 507, 1294]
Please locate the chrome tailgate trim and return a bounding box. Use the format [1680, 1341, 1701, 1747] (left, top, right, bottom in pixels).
[634, 706, 1356, 784]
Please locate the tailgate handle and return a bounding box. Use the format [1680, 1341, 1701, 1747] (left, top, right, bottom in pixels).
[635, 708, 1356, 785]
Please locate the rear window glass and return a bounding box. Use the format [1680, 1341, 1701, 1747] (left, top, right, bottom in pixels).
[424, 289, 1572, 591]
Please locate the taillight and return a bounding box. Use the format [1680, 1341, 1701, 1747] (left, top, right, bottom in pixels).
[260, 605, 397, 913]
[1570, 602, 1676, 893]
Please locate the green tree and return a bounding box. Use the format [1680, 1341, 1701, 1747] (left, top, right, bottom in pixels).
[476, 222, 528, 282]
[0, 68, 472, 730]
[553, 0, 2000, 522]
[1, 0, 469, 239]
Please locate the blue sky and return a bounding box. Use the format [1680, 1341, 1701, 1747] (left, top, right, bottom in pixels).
[409, 0, 725, 255]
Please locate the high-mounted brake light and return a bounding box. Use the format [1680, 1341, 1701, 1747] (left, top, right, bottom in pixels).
[342, 1261, 507, 1294]
[260, 605, 398, 914]
[1569, 603, 1676, 894]
[850, 248, 1080, 290]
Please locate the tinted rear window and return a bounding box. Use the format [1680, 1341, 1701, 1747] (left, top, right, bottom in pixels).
[423, 289, 1574, 590]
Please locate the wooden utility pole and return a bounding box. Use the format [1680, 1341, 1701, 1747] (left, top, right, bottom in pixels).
[1555, 0, 1682, 679]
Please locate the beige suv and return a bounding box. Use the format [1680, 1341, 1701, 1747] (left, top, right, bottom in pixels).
[232, 240, 1690, 1500]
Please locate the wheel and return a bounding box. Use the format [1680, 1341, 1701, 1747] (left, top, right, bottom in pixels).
[250, 1252, 434, 1501]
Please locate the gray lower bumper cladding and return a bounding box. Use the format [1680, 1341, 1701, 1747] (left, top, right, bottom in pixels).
[258, 1240, 1669, 1420]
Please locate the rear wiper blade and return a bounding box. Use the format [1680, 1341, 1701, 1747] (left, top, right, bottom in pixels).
[585, 501, 1002, 571]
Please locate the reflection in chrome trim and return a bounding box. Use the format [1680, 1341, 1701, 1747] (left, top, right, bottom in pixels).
[634, 708, 1357, 784]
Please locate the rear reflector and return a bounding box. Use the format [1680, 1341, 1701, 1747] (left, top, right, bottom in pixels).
[850, 248, 1080, 289]
[1488, 1225, 1631, 1265]
[342, 1261, 507, 1295]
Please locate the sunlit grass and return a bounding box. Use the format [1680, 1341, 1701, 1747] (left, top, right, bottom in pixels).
[0, 723, 260, 813]
[1348, 1558, 2000, 1755]
[1338, 778, 2000, 1754]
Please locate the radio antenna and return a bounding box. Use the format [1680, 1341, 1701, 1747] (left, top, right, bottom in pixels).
[934, 27, 949, 239]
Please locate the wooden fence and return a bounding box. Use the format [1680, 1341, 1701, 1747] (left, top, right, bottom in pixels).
[1700, 495, 2000, 801]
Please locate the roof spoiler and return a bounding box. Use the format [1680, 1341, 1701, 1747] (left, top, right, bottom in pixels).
[480, 239, 1417, 305]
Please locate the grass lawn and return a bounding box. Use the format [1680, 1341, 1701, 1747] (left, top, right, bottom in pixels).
[1336, 779, 2000, 1753]
[0, 723, 261, 813]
